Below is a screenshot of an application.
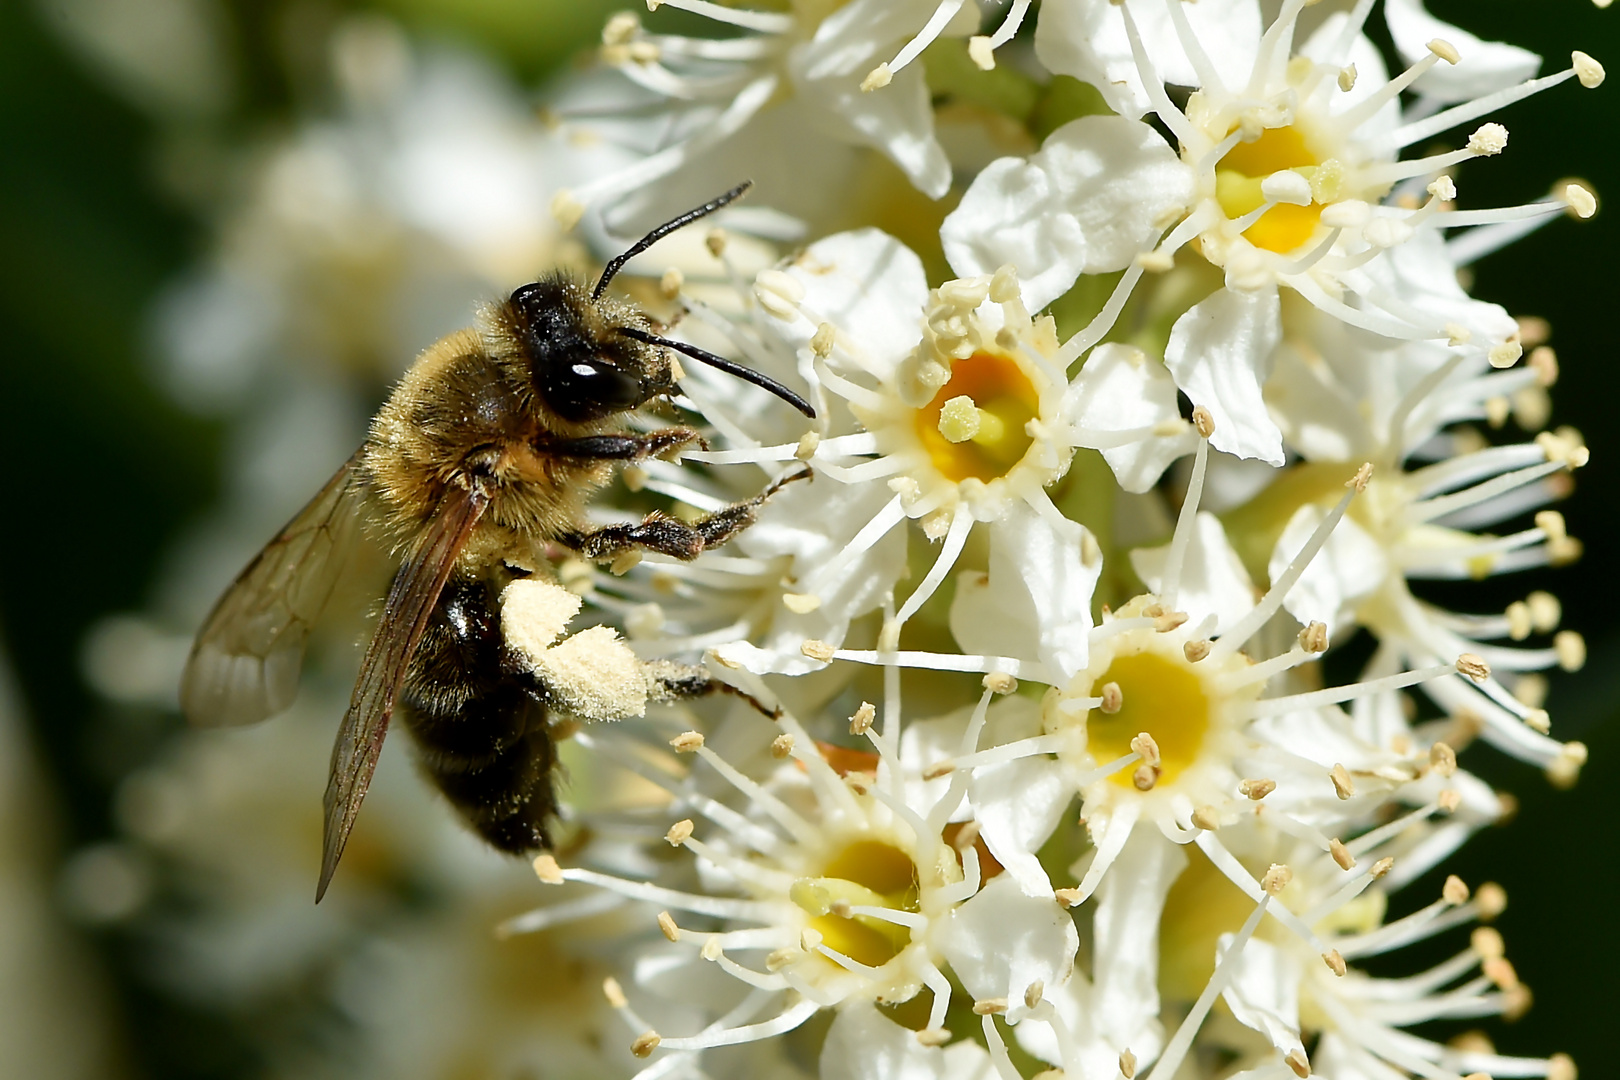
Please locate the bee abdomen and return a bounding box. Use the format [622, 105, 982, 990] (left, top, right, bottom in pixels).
[399, 574, 559, 854]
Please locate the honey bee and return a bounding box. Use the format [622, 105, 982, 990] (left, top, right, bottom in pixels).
[180, 183, 813, 901]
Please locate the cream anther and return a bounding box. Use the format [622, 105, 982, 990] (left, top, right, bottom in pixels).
[1120, 1049, 1139, 1079]
[533, 854, 564, 884]
[849, 701, 876, 734]
[1192, 405, 1215, 438]
[1555, 630, 1586, 671]
[1468, 123, 1508, 156]
[1239, 778, 1277, 800]
[800, 639, 836, 662]
[1320, 200, 1371, 228]
[1330, 839, 1355, 870]
[1430, 742, 1458, 777]
[1330, 763, 1355, 799]
[631, 1031, 662, 1058]
[973, 998, 1009, 1015]
[1428, 175, 1457, 201]
[1298, 622, 1329, 653]
[1573, 51, 1606, 88]
[603, 975, 628, 1008]
[754, 269, 806, 319]
[1456, 654, 1491, 682]
[1428, 38, 1461, 64]
[1099, 681, 1124, 714]
[771, 733, 795, 759]
[657, 910, 680, 941]
[1262, 864, 1293, 895]
[783, 592, 822, 614]
[666, 819, 694, 846]
[861, 63, 892, 92]
[1131, 732, 1162, 768]
[1184, 639, 1212, 662]
[1323, 950, 1347, 977]
[1565, 183, 1597, 219]
[984, 672, 1018, 694]
[968, 35, 995, 70]
[670, 731, 705, 752]
[1337, 64, 1357, 92]
[1286, 1048, 1311, 1078]
[1444, 875, 1471, 904]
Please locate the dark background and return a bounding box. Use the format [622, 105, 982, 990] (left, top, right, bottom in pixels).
[0, 0, 1613, 1075]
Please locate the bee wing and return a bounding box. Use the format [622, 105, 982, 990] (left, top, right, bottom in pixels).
[181, 451, 376, 729]
[317, 482, 490, 902]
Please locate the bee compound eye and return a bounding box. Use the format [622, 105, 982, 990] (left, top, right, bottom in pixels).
[543, 355, 647, 421]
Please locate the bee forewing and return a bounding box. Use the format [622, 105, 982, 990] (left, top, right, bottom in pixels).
[317, 482, 490, 902]
[181, 451, 374, 728]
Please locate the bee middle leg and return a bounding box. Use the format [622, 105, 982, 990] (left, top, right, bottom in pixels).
[645, 660, 779, 718]
[564, 467, 811, 563]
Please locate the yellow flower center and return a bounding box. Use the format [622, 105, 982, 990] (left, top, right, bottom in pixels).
[914, 351, 1039, 484]
[793, 839, 920, 967]
[1214, 125, 1323, 254]
[1087, 651, 1211, 788]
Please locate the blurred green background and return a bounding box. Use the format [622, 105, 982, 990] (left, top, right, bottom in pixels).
[0, 0, 1615, 1076]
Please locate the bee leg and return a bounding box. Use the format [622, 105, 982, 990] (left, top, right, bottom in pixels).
[645, 660, 780, 719]
[565, 467, 811, 562]
[546, 428, 702, 461]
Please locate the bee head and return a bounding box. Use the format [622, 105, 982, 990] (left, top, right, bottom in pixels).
[509, 280, 672, 424]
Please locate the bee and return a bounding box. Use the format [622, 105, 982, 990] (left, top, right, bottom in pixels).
[180, 183, 813, 901]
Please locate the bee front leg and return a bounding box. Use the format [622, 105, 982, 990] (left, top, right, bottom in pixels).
[545, 428, 703, 461]
[562, 467, 811, 562]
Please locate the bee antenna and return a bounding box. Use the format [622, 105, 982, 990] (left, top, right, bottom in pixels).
[593, 181, 754, 301]
[616, 326, 816, 418]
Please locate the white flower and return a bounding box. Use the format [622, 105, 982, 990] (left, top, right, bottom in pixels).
[947, 0, 1601, 464]
[560, 0, 1009, 229]
[534, 686, 1079, 1076]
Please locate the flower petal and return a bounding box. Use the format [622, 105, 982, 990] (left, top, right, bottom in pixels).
[777, 228, 930, 384]
[942, 116, 1191, 309]
[1165, 285, 1285, 465]
[1130, 512, 1258, 634]
[1267, 503, 1388, 637]
[937, 873, 1079, 1009]
[1035, 0, 1263, 119]
[1071, 343, 1198, 492]
[1219, 936, 1305, 1059]
[951, 500, 1099, 680]
[822, 1000, 992, 1080]
[1384, 0, 1541, 105]
[1089, 827, 1183, 1061]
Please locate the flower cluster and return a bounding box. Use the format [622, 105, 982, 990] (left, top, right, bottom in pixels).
[510, 3, 1601, 1079]
[84, 2, 1604, 1078]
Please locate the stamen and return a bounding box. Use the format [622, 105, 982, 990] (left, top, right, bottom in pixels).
[1144, 895, 1271, 1080]
[1384, 67, 1584, 152]
[645, 0, 792, 34]
[1162, 426, 1211, 611]
[1336, 46, 1445, 132]
[656, 997, 820, 1051]
[894, 503, 974, 626]
[879, 0, 968, 79]
[1213, 469, 1367, 658]
[1246, 661, 1462, 718]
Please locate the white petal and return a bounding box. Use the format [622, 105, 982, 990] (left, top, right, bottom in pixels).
[970, 756, 1073, 896]
[1130, 513, 1257, 634]
[1089, 827, 1183, 1059]
[942, 116, 1191, 309]
[1035, 0, 1263, 119]
[790, 0, 954, 197]
[1219, 937, 1305, 1058]
[1164, 285, 1285, 465]
[1384, 0, 1541, 105]
[1071, 343, 1198, 492]
[822, 1000, 963, 1080]
[937, 873, 1078, 1009]
[744, 477, 910, 660]
[777, 228, 930, 384]
[951, 501, 1098, 680]
[1268, 504, 1388, 637]
[1298, 14, 1397, 136]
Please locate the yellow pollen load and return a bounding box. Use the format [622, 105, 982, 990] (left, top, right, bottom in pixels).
[915, 351, 1039, 483]
[794, 839, 920, 967]
[1214, 124, 1323, 254]
[1086, 651, 1210, 788]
